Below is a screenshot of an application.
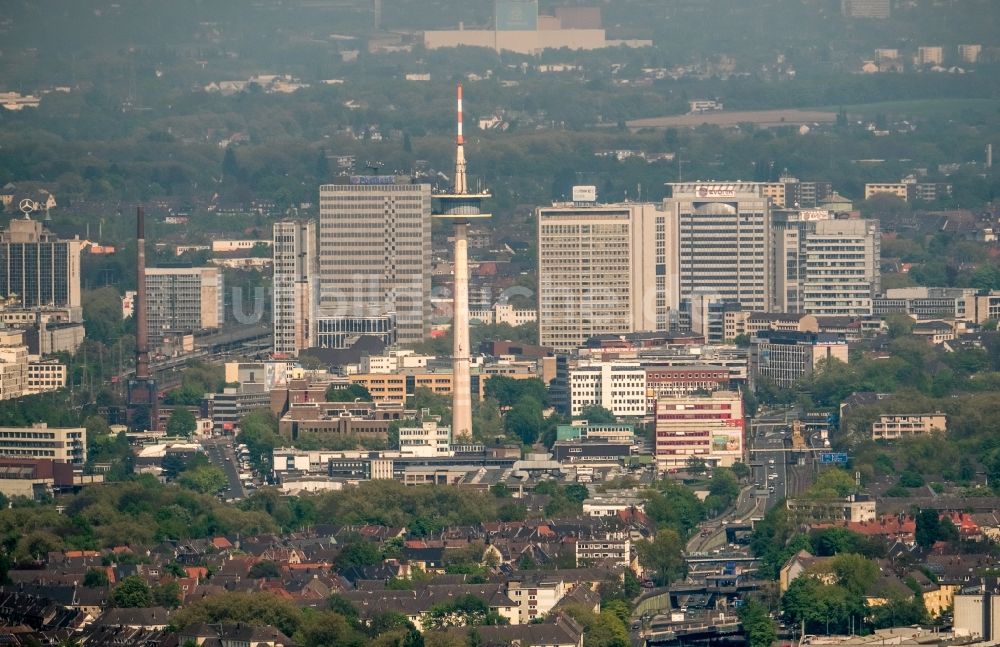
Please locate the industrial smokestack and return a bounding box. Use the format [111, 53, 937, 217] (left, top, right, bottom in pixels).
[135, 206, 150, 381]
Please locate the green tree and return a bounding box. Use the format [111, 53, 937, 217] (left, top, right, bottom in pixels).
[636, 529, 685, 586]
[326, 383, 372, 402]
[237, 409, 282, 473]
[560, 603, 629, 647]
[738, 599, 777, 647]
[730, 462, 751, 481]
[577, 405, 616, 424]
[336, 541, 382, 569]
[177, 465, 228, 494]
[830, 553, 878, 596]
[171, 591, 303, 637]
[166, 408, 197, 437]
[504, 396, 543, 444]
[153, 581, 182, 609]
[111, 575, 154, 608]
[83, 567, 109, 587]
[915, 509, 941, 548]
[483, 376, 547, 408]
[249, 560, 282, 579]
[296, 611, 363, 647]
[886, 313, 916, 339]
[424, 595, 508, 629]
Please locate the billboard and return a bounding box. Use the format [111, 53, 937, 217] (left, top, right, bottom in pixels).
[712, 432, 741, 453]
[349, 175, 395, 185]
[572, 185, 597, 202]
[496, 0, 538, 31]
[695, 185, 737, 199]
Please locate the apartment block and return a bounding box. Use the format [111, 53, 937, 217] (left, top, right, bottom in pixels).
[760, 177, 833, 209]
[654, 391, 744, 471]
[958, 44, 982, 64]
[865, 180, 952, 202]
[917, 46, 944, 66]
[575, 537, 631, 568]
[872, 413, 947, 441]
[0, 340, 27, 402]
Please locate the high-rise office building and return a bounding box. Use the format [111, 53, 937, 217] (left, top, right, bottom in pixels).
[318, 177, 431, 345]
[144, 267, 224, 340]
[273, 220, 316, 356]
[537, 196, 677, 352]
[0, 219, 82, 311]
[803, 219, 880, 316]
[665, 183, 770, 313]
[771, 211, 880, 316]
[770, 209, 810, 313]
[760, 177, 834, 209]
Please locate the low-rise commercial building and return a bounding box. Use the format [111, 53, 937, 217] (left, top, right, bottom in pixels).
[552, 440, 632, 466]
[469, 303, 537, 327]
[750, 330, 848, 389]
[399, 420, 452, 457]
[0, 423, 86, 465]
[555, 423, 635, 444]
[203, 384, 272, 433]
[654, 391, 744, 471]
[569, 363, 646, 418]
[25, 359, 66, 394]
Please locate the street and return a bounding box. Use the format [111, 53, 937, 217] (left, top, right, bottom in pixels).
[201, 437, 246, 501]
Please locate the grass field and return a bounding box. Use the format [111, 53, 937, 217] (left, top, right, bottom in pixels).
[828, 98, 1000, 119]
[627, 99, 1000, 130]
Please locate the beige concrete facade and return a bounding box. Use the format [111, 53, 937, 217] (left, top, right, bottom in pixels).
[537, 201, 676, 352]
[318, 181, 432, 344]
[654, 391, 744, 471]
[0, 423, 86, 465]
[665, 183, 770, 313]
[803, 219, 880, 316]
[424, 29, 607, 55]
[273, 220, 316, 356]
[872, 413, 947, 441]
[144, 267, 224, 338]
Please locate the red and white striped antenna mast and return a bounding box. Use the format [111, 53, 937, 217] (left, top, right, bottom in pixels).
[454, 84, 467, 195]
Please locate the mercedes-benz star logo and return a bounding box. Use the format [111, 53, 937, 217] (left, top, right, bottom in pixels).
[18, 198, 35, 216]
